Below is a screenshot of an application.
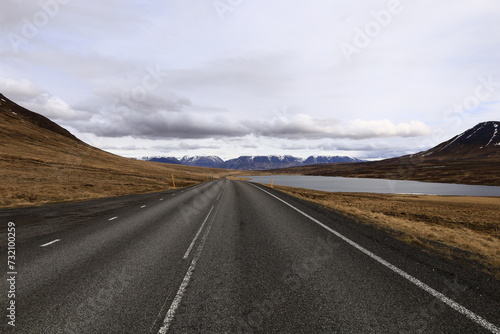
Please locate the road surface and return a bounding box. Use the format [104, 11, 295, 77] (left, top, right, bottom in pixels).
[1, 179, 499, 333]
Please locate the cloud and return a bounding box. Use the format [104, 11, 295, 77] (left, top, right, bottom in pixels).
[0, 77, 90, 120]
[252, 115, 431, 139]
[0, 77, 42, 100]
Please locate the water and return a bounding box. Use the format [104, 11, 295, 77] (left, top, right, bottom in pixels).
[244, 175, 500, 197]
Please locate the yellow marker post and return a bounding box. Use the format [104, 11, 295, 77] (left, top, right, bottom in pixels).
[270, 179, 274, 188]
[171, 173, 176, 189]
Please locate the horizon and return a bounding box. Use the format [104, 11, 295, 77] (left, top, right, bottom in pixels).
[1, 1, 499, 160]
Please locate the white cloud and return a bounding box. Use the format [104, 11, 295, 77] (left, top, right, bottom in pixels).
[0, 77, 42, 100]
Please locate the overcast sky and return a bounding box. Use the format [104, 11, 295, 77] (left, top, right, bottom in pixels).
[1, 0, 499, 160]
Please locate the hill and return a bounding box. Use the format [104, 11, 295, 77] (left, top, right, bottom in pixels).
[0, 94, 228, 207]
[413, 121, 499, 159]
[272, 121, 500, 186]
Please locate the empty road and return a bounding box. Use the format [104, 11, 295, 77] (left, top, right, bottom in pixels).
[1, 179, 499, 333]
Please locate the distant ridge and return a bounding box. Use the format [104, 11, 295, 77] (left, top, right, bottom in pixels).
[144, 155, 363, 170]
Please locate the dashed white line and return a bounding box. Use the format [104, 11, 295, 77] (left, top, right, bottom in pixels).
[157, 186, 225, 334]
[249, 183, 500, 334]
[141, 205, 147, 209]
[159, 198, 164, 201]
[183, 206, 214, 260]
[40, 239, 61, 247]
[108, 216, 118, 221]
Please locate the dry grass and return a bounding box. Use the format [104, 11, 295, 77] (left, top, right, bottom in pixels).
[272, 185, 500, 278]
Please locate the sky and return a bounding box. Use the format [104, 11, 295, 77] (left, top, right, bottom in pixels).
[1, 0, 499, 160]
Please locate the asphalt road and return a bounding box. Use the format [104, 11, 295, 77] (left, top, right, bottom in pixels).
[1, 179, 499, 333]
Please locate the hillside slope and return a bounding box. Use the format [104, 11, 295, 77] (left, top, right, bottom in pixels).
[273, 122, 500, 186]
[0, 94, 227, 207]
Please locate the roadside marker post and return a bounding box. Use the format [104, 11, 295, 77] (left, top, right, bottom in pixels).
[171, 173, 176, 189]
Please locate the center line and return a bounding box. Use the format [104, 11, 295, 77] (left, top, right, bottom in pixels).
[156, 186, 226, 334]
[40, 239, 61, 247]
[141, 205, 146, 208]
[183, 206, 214, 259]
[108, 216, 118, 221]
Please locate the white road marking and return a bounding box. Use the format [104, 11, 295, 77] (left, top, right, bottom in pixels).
[157, 187, 225, 334]
[108, 216, 118, 221]
[141, 205, 147, 209]
[160, 198, 164, 201]
[216, 190, 222, 201]
[171, 194, 175, 196]
[40, 239, 61, 247]
[183, 206, 214, 260]
[249, 183, 500, 334]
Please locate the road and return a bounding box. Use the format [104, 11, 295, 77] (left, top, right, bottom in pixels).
[1, 179, 499, 333]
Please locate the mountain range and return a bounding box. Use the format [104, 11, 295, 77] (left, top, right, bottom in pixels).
[144, 155, 363, 170]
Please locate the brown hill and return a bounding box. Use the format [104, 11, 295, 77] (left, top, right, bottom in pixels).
[272, 122, 500, 186]
[0, 94, 228, 207]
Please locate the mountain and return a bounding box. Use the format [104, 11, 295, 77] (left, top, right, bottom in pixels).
[271, 121, 500, 186]
[414, 121, 499, 159]
[144, 156, 224, 168]
[145, 155, 363, 170]
[180, 155, 224, 168]
[220, 155, 303, 170]
[303, 156, 362, 165]
[0, 94, 226, 207]
[146, 157, 182, 164]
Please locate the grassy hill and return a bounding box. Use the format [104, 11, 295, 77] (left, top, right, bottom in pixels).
[0, 94, 228, 208]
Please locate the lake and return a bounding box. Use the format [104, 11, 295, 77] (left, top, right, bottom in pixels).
[243, 175, 500, 197]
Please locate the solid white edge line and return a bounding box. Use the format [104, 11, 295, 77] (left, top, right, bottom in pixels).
[158, 194, 223, 334]
[40, 239, 61, 247]
[248, 182, 500, 334]
[108, 216, 118, 221]
[183, 206, 215, 260]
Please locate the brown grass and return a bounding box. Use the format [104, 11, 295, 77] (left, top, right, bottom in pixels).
[0, 101, 229, 208]
[271, 185, 500, 278]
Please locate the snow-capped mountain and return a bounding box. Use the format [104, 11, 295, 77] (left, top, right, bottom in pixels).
[220, 155, 304, 170]
[144, 155, 223, 168]
[145, 155, 363, 170]
[146, 156, 182, 164]
[180, 155, 224, 168]
[302, 156, 362, 165]
[415, 121, 500, 159]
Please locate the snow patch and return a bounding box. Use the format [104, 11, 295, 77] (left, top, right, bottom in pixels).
[485, 127, 498, 147]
